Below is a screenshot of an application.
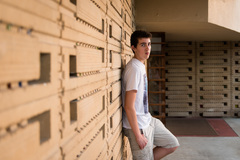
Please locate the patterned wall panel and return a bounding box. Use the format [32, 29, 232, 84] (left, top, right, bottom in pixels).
[165, 41, 239, 117]
[231, 42, 240, 116]
[165, 42, 196, 117]
[196, 41, 231, 117]
[0, 0, 134, 159]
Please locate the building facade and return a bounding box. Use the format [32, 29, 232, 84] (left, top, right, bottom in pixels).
[0, 0, 239, 159]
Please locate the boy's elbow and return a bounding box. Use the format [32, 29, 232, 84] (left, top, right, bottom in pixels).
[124, 105, 135, 113]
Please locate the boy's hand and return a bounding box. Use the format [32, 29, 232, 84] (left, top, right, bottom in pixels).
[136, 134, 148, 150]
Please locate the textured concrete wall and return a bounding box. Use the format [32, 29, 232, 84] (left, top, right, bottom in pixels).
[165, 41, 240, 117]
[0, 0, 134, 159]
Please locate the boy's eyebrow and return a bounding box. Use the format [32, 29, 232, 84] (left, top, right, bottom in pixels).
[139, 42, 151, 45]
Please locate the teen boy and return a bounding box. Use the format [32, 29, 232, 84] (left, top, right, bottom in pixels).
[122, 30, 179, 160]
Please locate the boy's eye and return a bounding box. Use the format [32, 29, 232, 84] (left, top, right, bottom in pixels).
[139, 42, 151, 47]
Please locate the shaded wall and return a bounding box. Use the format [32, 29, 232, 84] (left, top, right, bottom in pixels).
[208, 0, 240, 33]
[135, 0, 240, 41]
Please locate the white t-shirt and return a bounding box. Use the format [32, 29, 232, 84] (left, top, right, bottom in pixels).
[122, 58, 151, 129]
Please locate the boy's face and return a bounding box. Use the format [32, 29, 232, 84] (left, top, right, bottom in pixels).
[132, 38, 151, 63]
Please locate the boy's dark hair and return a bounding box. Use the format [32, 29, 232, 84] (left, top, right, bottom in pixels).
[130, 30, 152, 53]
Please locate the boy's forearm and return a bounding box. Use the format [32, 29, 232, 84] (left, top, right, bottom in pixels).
[125, 106, 141, 139]
[124, 90, 142, 139]
[124, 91, 148, 149]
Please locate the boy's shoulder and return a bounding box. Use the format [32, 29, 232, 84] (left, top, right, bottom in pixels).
[126, 58, 142, 68]
[125, 59, 140, 72]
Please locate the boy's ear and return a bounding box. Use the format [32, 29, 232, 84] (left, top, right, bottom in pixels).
[131, 45, 136, 51]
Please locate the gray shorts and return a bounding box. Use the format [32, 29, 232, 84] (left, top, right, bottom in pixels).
[123, 117, 179, 160]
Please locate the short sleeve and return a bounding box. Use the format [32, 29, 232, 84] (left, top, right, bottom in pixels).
[124, 67, 139, 91]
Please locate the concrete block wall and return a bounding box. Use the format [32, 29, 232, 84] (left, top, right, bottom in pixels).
[0, 0, 134, 159]
[165, 41, 240, 117]
[232, 42, 240, 116]
[196, 41, 231, 117]
[165, 42, 196, 117]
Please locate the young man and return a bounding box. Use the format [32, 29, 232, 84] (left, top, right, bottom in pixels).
[122, 30, 179, 160]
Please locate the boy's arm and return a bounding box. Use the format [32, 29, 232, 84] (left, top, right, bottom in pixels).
[124, 90, 148, 149]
